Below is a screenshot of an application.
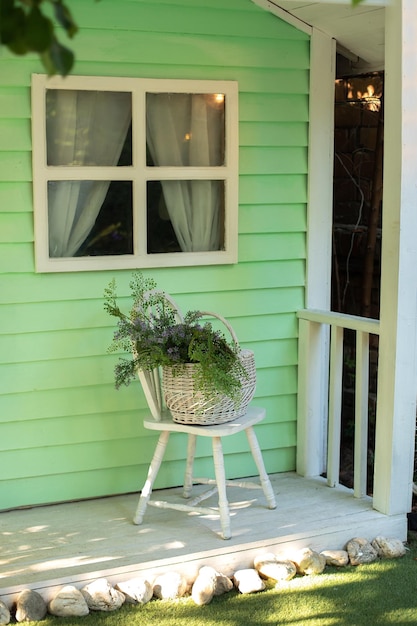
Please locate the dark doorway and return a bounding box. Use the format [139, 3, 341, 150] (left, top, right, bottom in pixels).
[331, 60, 384, 495]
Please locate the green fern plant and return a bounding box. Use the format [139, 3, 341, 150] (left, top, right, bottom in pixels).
[104, 272, 246, 403]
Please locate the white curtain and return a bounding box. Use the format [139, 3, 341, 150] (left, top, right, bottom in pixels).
[46, 89, 131, 257]
[146, 93, 224, 252]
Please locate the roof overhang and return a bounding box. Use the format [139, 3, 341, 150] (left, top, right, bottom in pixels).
[252, 0, 387, 72]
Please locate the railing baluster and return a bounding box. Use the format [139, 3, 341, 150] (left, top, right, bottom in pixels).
[327, 325, 344, 488]
[354, 330, 369, 498]
[297, 309, 379, 500]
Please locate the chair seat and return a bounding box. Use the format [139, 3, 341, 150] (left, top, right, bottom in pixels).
[134, 405, 276, 539]
[143, 405, 266, 436]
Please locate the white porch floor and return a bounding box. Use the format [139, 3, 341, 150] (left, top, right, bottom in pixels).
[0, 472, 406, 607]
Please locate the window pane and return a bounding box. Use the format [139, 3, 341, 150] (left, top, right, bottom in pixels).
[48, 180, 133, 257]
[146, 93, 225, 167]
[46, 90, 132, 166]
[147, 180, 224, 253]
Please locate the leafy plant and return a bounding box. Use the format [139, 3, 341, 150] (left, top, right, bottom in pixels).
[104, 272, 246, 403]
[0, 0, 98, 76]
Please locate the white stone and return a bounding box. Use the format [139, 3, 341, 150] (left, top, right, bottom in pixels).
[233, 569, 265, 594]
[191, 566, 233, 605]
[254, 552, 296, 582]
[116, 577, 153, 604]
[191, 567, 217, 606]
[294, 547, 326, 575]
[212, 569, 233, 596]
[48, 585, 89, 617]
[81, 578, 125, 611]
[15, 589, 47, 622]
[320, 550, 349, 567]
[346, 537, 378, 565]
[0, 601, 10, 625]
[153, 571, 188, 600]
[371, 536, 406, 559]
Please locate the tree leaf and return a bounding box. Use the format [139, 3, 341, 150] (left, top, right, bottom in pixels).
[24, 6, 53, 51]
[0, 2, 28, 52]
[53, 0, 78, 38]
[40, 36, 74, 75]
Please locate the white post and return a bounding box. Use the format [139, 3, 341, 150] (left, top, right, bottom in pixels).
[373, 0, 417, 515]
[297, 318, 329, 476]
[354, 331, 369, 498]
[305, 28, 335, 311]
[327, 325, 344, 487]
[296, 27, 335, 476]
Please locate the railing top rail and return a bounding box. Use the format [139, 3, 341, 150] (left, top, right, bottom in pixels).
[297, 308, 380, 335]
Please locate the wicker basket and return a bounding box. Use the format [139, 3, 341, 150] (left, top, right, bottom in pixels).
[162, 312, 256, 426]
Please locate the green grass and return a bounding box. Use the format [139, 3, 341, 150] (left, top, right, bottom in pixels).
[26, 533, 417, 626]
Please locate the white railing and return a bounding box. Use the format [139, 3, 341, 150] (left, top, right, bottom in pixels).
[296, 309, 380, 499]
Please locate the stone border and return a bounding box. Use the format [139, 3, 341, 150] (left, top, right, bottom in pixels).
[0, 536, 406, 623]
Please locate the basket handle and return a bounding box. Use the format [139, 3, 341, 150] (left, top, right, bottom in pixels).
[197, 311, 240, 348]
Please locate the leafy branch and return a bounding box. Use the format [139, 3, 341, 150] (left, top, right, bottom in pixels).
[0, 0, 98, 76]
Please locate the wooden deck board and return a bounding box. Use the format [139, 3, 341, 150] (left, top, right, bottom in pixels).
[0, 473, 406, 607]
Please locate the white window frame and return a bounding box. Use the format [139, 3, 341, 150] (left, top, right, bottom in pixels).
[31, 74, 239, 273]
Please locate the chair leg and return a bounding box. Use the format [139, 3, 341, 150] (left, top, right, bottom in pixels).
[133, 430, 170, 525]
[183, 434, 197, 498]
[245, 426, 277, 510]
[212, 436, 231, 540]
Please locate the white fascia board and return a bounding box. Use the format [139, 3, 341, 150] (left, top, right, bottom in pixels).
[251, 0, 312, 34]
[277, 0, 388, 5]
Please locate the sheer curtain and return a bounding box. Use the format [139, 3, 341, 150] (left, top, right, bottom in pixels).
[146, 93, 224, 252]
[46, 89, 131, 257]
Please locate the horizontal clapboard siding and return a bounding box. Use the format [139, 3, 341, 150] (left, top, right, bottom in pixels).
[0, 0, 309, 509]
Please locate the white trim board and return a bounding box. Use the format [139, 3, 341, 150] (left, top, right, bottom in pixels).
[251, 0, 312, 34]
[280, 0, 387, 4]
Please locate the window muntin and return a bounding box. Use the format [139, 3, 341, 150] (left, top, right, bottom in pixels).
[31, 75, 238, 272]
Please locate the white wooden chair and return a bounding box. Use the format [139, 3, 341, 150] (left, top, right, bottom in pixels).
[132, 293, 276, 539]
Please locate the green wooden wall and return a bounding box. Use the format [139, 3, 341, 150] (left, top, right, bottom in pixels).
[0, 0, 309, 510]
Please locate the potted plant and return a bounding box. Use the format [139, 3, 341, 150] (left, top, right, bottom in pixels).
[104, 272, 256, 425]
